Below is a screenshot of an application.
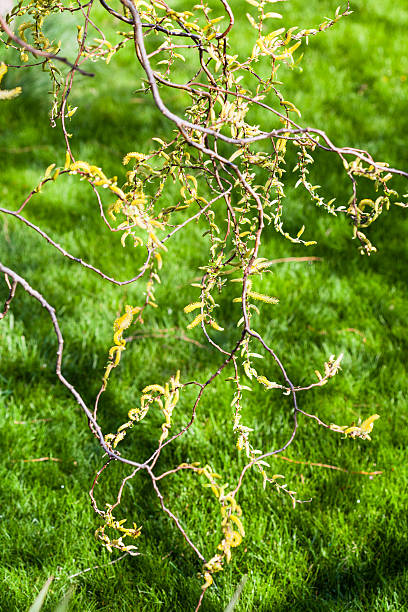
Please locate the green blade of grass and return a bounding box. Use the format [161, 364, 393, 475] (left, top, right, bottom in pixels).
[224, 575, 248, 612]
[28, 576, 53, 612]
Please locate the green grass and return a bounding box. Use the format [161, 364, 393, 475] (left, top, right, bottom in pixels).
[1, 1, 408, 610]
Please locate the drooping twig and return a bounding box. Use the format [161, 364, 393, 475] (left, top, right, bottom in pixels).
[1, 2, 406, 607]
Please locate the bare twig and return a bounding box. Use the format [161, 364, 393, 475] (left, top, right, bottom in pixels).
[11, 457, 62, 463]
[0, 274, 16, 319]
[277, 455, 383, 477]
[60, 552, 131, 581]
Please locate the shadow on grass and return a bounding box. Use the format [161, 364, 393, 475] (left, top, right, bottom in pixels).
[279, 533, 408, 611]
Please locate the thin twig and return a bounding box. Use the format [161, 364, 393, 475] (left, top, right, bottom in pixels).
[0, 208, 152, 286]
[0, 15, 94, 77]
[277, 455, 383, 476]
[11, 457, 62, 463]
[60, 552, 131, 580]
[0, 275, 17, 319]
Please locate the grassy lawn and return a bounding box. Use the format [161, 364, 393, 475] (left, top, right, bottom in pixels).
[1, 1, 408, 610]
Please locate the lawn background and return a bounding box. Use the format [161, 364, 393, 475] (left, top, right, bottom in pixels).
[1, 1, 408, 610]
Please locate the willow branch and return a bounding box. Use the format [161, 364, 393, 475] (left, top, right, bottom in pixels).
[0, 15, 94, 77]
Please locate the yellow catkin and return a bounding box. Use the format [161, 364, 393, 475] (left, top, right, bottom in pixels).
[183, 301, 203, 313]
[187, 313, 204, 329]
[247, 291, 279, 304]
